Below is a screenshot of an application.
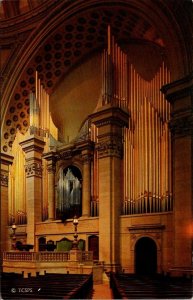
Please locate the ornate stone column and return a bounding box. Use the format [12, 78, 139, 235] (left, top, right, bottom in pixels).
[162, 73, 193, 269]
[0, 153, 13, 251]
[43, 152, 56, 220]
[91, 106, 129, 271]
[81, 142, 93, 217]
[20, 135, 45, 249]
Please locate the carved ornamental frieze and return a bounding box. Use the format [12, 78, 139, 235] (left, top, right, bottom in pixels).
[96, 137, 123, 159]
[25, 161, 42, 178]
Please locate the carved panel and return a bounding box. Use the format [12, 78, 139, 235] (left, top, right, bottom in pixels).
[25, 161, 42, 177]
[96, 138, 123, 158]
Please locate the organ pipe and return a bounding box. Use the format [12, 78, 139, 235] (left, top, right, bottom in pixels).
[102, 25, 128, 108]
[29, 71, 58, 140]
[123, 61, 172, 215]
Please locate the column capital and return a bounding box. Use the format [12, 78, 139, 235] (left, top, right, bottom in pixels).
[96, 135, 123, 159]
[25, 159, 43, 178]
[162, 73, 193, 137]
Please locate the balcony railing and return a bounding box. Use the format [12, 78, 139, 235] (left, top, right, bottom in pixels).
[3, 251, 93, 262]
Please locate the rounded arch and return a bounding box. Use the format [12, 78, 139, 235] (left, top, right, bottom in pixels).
[56, 161, 83, 182]
[135, 236, 157, 276]
[131, 234, 161, 251]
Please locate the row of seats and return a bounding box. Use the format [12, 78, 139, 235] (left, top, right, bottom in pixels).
[110, 273, 193, 299]
[1, 272, 93, 299]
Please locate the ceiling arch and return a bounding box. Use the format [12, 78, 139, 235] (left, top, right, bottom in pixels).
[1, 0, 192, 153]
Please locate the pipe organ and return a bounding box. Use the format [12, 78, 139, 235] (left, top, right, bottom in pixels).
[123, 62, 172, 215]
[100, 26, 172, 215]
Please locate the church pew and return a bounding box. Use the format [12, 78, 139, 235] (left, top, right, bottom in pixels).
[1, 273, 93, 299]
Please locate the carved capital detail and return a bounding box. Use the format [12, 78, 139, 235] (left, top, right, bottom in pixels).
[169, 114, 193, 137]
[0, 171, 9, 187]
[96, 138, 123, 159]
[25, 161, 42, 177]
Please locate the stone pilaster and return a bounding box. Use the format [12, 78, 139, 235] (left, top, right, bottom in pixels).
[43, 152, 56, 220]
[81, 143, 93, 217]
[20, 135, 45, 249]
[0, 153, 13, 251]
[162, 73, 193, 268]
[91, 106, 129, 271]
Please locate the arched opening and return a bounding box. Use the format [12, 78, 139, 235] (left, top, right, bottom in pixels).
[135, 237, 157, 276]
[88, 235, 99, 260]
[56, 165, 82, 220]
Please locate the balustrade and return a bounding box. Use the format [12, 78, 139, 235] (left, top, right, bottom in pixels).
[3, 251, 92, 262]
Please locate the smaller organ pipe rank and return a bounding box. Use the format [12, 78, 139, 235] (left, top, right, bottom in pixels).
[102, 25, 127, 109]
[29, 71, 58, 141]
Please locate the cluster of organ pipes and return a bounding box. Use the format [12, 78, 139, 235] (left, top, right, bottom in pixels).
[102, 25, 127, 109]
[29, 71, 58, 140]
[122, 62, 173, 215]
[100, 26, 172, 215]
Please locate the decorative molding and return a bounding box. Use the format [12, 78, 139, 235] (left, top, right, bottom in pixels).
[90, 106, 129, 129]
[0, 153, 14, 166]
[161, 73, 193, 103]
[94, 117, 128, 128]
[20, 136, 45, 154]
[25, 161, 42, 177]
[57, 149, 73, 160]
[0, 171, 9, 187]
[128, 223, 165, 233]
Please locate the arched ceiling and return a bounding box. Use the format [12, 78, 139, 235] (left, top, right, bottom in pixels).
[1, 0, 192, 154]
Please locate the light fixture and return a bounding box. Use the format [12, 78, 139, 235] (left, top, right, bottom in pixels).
[11, 223, 17, 236]
[11, 223, 17, 250]
[73, 215, 79, 226]
[72, 215, 79, 250]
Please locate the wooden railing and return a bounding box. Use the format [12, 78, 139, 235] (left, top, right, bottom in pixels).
[3, 251, 93, 262]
